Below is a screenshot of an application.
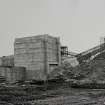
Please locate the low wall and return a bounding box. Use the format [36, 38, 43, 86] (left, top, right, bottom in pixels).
[0, 66, 26, 83]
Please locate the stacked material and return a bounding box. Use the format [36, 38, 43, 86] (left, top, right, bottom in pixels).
[14, 35, 61, 80]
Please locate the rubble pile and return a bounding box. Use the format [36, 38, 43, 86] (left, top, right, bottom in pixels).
[49, 58, 105, 88]
[78, 59, 105, 81]
[68, 59, 105, 88]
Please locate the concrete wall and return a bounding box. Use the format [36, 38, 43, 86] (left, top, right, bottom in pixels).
[0, 66, 26, 83]
[14, 35, 61, 80]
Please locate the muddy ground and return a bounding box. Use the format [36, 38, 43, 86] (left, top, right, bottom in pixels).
[35, 88, 105, 105]
[1, 83, 105, 105]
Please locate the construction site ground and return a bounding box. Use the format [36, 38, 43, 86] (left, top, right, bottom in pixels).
[1, 83, 105, 105]
[1, 58, 105, 105]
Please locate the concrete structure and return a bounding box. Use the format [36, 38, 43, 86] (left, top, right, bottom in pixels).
[0, 66, 26, 83]
[0, 55, 14, 67]
[0, 55, 14, 66]
[14, 35, 61, 80]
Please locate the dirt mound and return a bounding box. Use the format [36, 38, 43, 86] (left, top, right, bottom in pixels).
[77, 59, 105, 81]
[49, 59, 105, 85]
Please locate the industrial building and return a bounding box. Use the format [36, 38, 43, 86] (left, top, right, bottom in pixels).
[14, 35, 61, 80]
[0, 34, 78, 83]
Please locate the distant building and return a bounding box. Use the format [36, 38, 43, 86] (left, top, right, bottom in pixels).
[0, 55, 14, 67]
[14, 35, 61, 80]
[0, 55, 25, 83]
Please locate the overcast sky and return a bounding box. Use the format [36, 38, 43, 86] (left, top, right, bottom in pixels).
[0, 0, 105, 56]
